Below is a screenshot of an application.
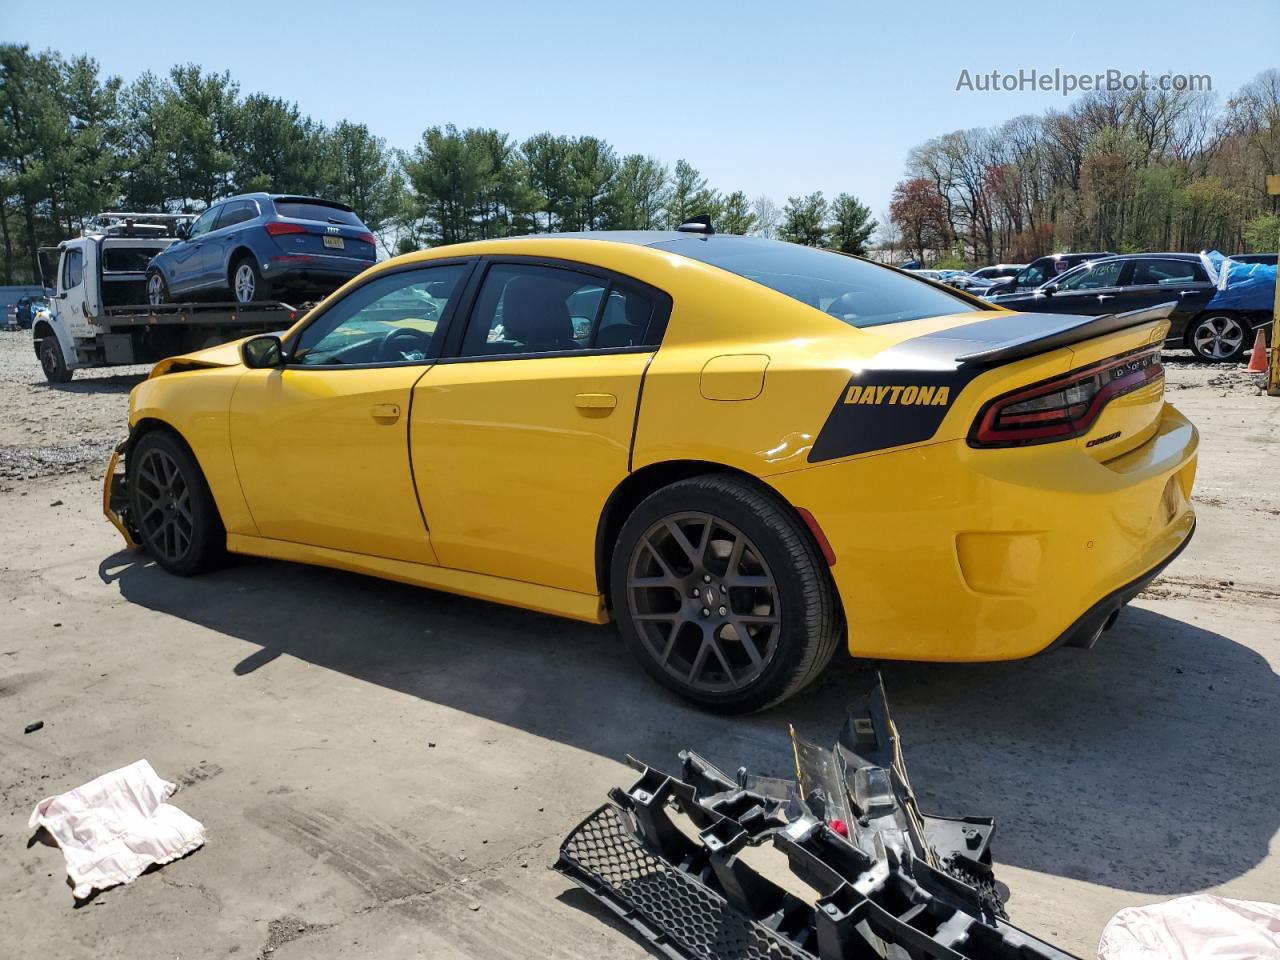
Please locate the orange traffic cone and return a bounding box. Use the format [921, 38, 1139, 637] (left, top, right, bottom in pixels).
[1245, 330, 1268, 372]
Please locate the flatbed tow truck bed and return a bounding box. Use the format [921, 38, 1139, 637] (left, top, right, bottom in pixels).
[96, 301, 302, 329]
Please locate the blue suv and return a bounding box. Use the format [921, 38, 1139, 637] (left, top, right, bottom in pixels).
[145, 193, 377, 305]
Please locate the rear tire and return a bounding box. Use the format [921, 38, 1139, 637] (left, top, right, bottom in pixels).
[1187, 312, 1248, 363]
[231, 256, 270, 304]
[127, 430, 225, 576]
[39, 335, 73, 384]
[611, 474, 841, 713]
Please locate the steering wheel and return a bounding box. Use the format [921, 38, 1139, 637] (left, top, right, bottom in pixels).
[377, 327, 433, 362]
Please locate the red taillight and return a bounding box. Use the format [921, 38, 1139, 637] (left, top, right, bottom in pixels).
[265, 221, 306, 236]
[356, 231, 375, 246]
[969, 348, 1163, 448]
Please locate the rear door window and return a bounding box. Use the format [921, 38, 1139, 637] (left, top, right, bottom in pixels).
[216, 200, 258, 229]
[273, 200, 363, 226]
[1129, 259, 1205, 285]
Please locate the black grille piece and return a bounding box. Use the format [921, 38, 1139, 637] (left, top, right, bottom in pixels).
[555, 673, 1078, 960]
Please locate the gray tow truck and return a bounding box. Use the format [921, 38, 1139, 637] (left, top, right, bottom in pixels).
[33, 213, 299, 383]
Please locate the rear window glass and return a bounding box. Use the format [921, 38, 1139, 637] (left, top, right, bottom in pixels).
[103, 248, 158, 272]
[272, 200, 363, 226]
[653, 236, 978, 328]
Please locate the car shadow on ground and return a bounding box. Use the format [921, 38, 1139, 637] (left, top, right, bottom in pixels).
[99, 549, 1279, 898]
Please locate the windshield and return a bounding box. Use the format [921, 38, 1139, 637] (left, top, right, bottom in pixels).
[653, 236, 978, 327]
[103, 248, 160, 273]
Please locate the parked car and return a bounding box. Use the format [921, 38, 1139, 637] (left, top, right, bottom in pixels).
[13, 294, 49, 329]
[943, 272, 997, 293]
[104, 232, 1196, 711]
[984, 252, 1116, 296]
[970, 263, 1026, 281]
[989, 252, 1272, 362]
[145, 194, 377, 306]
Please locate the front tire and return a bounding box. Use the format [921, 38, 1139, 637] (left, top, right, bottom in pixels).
[231, 257, 270, 304]
[127, 430, 225, 576]
[1188, 312, 1248, 363]
[39, 335, 73, 384]
[146, 270, 169, 306]
[611, 475, 841, 713]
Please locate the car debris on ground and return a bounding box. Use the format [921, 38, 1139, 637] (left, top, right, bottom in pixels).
[557, 674, 1076, 959]
[28, 759, 206, 901]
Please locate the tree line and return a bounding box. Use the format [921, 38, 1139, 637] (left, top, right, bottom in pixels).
[886, 70, 1280, 268]
[0, 44, 876, 285]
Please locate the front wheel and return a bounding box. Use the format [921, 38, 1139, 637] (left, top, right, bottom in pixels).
[39, 335, 73, 384]
[611, 475, 842, 713]
[146, 270, 169, 306]
[127, 431, 225, 576]
[1188, 312, 1248, 363]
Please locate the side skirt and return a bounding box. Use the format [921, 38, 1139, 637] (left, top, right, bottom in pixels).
[226, 534, 610, 625]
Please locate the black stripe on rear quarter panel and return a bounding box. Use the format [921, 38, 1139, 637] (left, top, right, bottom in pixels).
[806, 303, 1175, 463]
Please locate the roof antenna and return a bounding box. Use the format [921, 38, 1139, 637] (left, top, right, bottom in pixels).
[676, 214, 715, 235]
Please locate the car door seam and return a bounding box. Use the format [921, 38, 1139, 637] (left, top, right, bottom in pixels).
[627, 351, 658, 473]
[406, 364, 435, 536]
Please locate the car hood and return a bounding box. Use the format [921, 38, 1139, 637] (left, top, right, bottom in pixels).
[147, 337, 253, 378]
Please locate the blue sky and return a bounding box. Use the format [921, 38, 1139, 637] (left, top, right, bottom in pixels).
[6, 0, 1279, 216]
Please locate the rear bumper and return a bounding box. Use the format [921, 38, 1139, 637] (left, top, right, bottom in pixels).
[263, 254, 372, 288]
[768, 401, 1198, 661]
[1046, 517, 1194, 651]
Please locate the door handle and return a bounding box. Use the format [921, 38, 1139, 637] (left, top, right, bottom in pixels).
[370, 403, 401, 423]
[1096, 294, 1114, 301]
[1179, 289, 1202, 297]
[574, 392, 617, 411]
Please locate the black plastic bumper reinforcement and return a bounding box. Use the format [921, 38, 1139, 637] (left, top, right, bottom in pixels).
[555, 675, 1078, 960]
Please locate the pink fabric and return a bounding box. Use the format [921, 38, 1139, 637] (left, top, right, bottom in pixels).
[1099, 894, 1280, 960]
[29, 759, 206, 899]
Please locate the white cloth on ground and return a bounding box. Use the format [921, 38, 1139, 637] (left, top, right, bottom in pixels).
[28, 758, 206, 899]
[1098, 894, 1280, 960]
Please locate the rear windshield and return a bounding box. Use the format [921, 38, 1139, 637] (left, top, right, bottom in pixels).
[653, 236, 978, 327]
[272, 200, 363, 226]
[102, 248, 160, 272]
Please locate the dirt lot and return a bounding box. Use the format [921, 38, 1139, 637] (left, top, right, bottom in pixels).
[2, 328, 1278, 959]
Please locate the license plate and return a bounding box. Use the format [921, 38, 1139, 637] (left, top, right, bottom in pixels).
[323, 236, 345, 250]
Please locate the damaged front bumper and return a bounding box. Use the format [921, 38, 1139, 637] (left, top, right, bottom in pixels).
[555, 675, 1076, 960]
[102, 440, 138, 548]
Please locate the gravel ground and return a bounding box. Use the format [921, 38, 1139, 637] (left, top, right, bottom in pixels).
[1, 328, 1277, 958]
[0, 331, 148, 484]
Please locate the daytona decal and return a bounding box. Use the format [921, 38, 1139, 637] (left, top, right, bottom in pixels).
[808, 367, 985, 463]
[843, 384, 951, 406]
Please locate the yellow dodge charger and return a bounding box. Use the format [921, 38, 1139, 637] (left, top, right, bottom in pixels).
[104, 229, 1197, 712]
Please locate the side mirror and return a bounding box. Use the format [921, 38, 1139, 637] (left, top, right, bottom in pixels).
[1041, 282, 1058, 296]
[175, 222, 191, 240]
[242, 335, 284, 369]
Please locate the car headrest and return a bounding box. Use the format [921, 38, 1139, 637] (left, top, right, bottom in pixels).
[501, 275, 574, 347]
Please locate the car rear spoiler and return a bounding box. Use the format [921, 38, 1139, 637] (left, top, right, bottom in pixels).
[952, 302, 1177, 366]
